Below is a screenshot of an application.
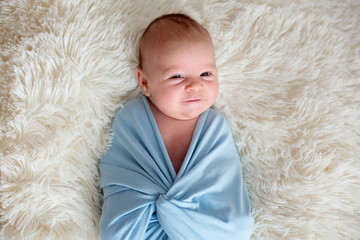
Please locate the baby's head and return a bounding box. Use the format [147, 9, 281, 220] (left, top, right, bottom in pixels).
[137, 14, 219, 120]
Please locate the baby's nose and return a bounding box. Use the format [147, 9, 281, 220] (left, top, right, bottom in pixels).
[185, 78, 203, 92]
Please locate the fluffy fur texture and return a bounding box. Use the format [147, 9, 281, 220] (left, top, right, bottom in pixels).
[1, 0, 359, 239]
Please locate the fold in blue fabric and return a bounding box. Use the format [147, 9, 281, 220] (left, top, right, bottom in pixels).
[99, 96, 254, 240]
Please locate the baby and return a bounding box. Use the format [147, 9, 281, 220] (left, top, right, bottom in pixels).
[136, 14, 219, 174]
[99, 14, 254, 239]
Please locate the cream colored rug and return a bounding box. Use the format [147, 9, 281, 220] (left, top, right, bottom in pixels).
[1, 0, 359, 239]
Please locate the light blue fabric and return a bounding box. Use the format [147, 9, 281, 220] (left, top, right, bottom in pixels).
[99, 96, 254, 240]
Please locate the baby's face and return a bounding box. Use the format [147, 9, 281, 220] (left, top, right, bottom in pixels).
[137, 38, 218, 120]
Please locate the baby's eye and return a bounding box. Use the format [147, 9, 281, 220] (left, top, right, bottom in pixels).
[171, 75, 183, 79]
[200, 72, 211, 77]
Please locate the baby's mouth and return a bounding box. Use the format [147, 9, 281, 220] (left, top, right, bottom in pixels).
[185, 98, 201, 103]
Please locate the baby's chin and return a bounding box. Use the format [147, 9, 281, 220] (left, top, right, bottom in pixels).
[180, 103, 216, 120]
[173, 109, 207, 121]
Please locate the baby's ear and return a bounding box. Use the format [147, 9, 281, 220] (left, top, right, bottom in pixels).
[136, 67, 151, 97]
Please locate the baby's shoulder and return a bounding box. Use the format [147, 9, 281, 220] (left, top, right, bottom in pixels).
[208, 107, 224, 117]
[207, 107, 228, 123]
[115, 98, 145, 118]
[111, 97, 148, 130]
[203, 108, 233, 134]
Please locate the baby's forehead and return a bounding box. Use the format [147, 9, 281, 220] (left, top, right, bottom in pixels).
[142, 36, 213, 63]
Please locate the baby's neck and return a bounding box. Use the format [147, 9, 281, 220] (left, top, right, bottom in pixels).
[148, 101, 199, 173]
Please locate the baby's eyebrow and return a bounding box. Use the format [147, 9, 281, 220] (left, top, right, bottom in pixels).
[162, 65, 180, 73]
[163, 63, 217, 73]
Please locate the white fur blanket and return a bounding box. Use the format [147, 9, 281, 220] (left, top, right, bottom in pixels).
[1, 0, 359, 239]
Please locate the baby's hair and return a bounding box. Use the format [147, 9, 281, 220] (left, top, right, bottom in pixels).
[138, 13, 211, 69]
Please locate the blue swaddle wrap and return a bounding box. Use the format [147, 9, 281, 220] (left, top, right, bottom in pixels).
[99, 96, 254, 240]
